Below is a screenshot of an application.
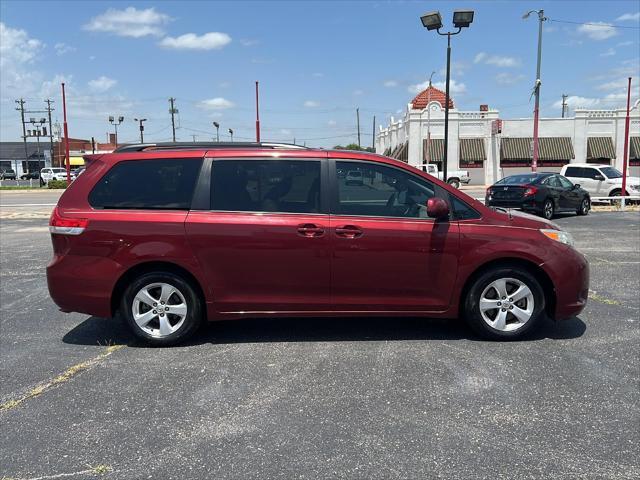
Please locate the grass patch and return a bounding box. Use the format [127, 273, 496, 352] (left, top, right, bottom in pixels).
[90, 464, 113, 475]
[589, 290, 620, 305]
[0, 186, 45, 190]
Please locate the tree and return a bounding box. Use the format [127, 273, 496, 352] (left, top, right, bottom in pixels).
[333, 143, 374, 152]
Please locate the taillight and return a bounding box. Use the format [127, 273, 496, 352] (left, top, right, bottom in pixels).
[49, 207, 88, 235]
[523, 186, 538, 197]
[486, 187, 492, 197]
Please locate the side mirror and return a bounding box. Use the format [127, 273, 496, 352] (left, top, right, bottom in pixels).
[573, 183, 581, 189]
[594, 174, 605, 181]
[427, 197, 450, 219]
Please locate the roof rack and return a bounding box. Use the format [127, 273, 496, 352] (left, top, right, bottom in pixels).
[113, 142, 310, 153]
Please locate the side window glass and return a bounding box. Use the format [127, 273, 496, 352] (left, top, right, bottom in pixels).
[585, 168, 599, 180]
[450, 195, 481, 220]
[564, 167, 581, 178]
[211, 160, 321, 213]
[335, 161, 435, 218]
[548, 176, 562, 188]
[557, 176, 573, 189]
[89, 159, 202, 210]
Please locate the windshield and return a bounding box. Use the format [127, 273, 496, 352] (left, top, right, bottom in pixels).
[496, 174, 540, 185]
[599, 167, 622, 179]
[52, 168, 66, 173]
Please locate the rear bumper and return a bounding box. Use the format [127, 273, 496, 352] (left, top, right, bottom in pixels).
[486, 199, 538, 210]
[47, 253, 124, 318]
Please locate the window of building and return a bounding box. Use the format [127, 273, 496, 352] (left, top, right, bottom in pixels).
[335, 161, 435, 218]
[89, 159, 202, 210]
[211, 159, 321, 213]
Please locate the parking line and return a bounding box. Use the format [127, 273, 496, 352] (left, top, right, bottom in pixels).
[0, 345, 123, 412]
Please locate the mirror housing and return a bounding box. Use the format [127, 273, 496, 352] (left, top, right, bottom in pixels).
[594, 174, 605, 181]
[573, 183, 581, 189]
[427, 197, 450, 219]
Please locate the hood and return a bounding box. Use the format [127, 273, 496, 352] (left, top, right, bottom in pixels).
[489, 207, 560, 230]
[609, 176, 640, 186]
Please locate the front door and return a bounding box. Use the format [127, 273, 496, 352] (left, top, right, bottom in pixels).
[329, 159, 459, 312]
[186, 158, 331, 314]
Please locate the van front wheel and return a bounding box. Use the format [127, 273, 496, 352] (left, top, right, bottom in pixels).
[463, 267, 545, 340]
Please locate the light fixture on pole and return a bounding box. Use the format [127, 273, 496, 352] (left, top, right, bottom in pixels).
[108, 115, 124, 147]
[523, 9, 546, 172]
[134, 118, 147, 143]
[213, 122, 220, 142]
[228, 128, 234, 142]
[420, 9, 474, 184]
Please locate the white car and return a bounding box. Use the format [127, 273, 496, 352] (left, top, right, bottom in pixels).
[560, 164, 640, 199]
[421, 164, 470, 189]
[40, 167, 75, 185]
[345, 170, 364, 186]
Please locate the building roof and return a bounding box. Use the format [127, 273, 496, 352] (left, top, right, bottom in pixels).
[0, 142, 48, 160]
[410, 85, 454, 110]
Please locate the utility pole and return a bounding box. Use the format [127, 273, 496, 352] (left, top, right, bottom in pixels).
[134, 118, 147, 143]
[255, 81, 261, 142]
[169, 97, 178, 142]
[523, 9, 547, 172]
[228, 128, 234, 142]
[108, 116, 124, 147]
[356, 107, 361, 148]
[213, 122, 220, 142]
[45, 99, 54, 166]
[61, 82, 71, 184]
[426, 71, 435, 168]
[372, 115, 376, 151]
[191, 134, 197, 142]
[15, 99, 29, 167]
[561, 94, 568, 118]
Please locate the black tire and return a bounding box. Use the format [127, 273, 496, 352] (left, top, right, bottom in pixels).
[577, 197, 590, 216]
[121, 271, 203, 346]
[448, 178, 461, 189]
[541, 199, 554, 220]
[463, 267, 546, 340]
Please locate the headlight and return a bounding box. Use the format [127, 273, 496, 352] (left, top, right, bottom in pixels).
[629, 184, 640, 192]
[541, 229, 574, 247]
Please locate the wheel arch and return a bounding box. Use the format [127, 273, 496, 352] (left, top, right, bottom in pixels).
[458, 257, 556, 319]
[111, 261, 207, 317]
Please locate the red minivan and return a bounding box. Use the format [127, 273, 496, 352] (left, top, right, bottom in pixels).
[47, 143, 589, 346]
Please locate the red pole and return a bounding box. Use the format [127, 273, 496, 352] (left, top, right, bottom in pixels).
[621, 77, 632, 201]
[61, 83, 71, 185]
[255, 81, 261, 143]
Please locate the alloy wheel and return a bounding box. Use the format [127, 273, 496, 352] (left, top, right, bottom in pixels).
[543, 200, 554, 219]
[479, 277, 534, 332]
[131, 282, 188, 337]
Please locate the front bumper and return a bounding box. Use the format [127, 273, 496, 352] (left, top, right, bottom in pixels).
[548, 247, 590, 320]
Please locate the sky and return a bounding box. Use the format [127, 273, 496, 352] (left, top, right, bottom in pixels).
[1, 0, 639, 148]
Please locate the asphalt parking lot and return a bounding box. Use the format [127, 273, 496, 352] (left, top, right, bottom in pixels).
[1, 195, 639, 479]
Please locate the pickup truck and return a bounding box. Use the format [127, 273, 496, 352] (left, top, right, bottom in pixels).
[421, 164, 470, 189]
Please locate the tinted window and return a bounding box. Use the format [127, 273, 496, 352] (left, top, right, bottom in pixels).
[557, 175, 574, 189]
[89, 159, 202, 210]
[450, 195, 481, 220]
[211, 160, 321, 213]
[496, 174, 540, 185]
[583, 168, 603, 180]
[599, 167, 622, 179]
[335, 161, 435, 218]
[564, 167, 583, 178]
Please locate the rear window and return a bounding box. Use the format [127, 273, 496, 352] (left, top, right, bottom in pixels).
[89, 159, 202, 210]
[496, 174, 539, 185]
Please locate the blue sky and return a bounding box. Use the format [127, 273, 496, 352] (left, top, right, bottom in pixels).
[1, 0, 639, 147]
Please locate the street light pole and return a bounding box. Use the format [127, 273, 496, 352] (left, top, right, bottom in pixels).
[425, 71, 435, 169]
[228, 128, 234, 142]
[109, 115, 124, 147]
[524, 9, 546, 172]
[134, 118, 147, 143]
[213, 122, 220, 142]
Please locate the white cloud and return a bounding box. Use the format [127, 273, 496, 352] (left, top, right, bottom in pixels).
[577, 22, 617, 40]
[408, 78, 466, 95]
[597, 78, 628, 90]
[54, 42, 75, 56]
[84, 7, 171, 38]
[303, 100, 319, 107]
[327, 119, 337, 126]
[553, 95, 601, 109]
[240, 38, 259, 46]
[159, 32, 231, 50]
[353, 89, 364, 96]
[439, 61, 468, 77]
[198, 97, 234, 110]
[495, 72, 526, 85]
[383, 80, 398, 87]
[474, 52, 520, 67]
[88, 76, 117, 92]
[600, 48, 616, 57]
[616, 12, 640, 22]
[0, 23, 44, 99]
[617, 41, 635, 47]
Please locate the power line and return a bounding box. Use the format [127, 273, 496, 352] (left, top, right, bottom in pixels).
[548, 18, 640, 29]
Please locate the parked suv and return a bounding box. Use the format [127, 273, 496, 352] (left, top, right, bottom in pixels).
[40, 167, 75, 185]
[0, 168, 17, 180]
[47, 143, 589, 346]
[560, 164, 640, 199]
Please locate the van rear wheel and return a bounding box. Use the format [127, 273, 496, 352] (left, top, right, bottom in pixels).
[121, 272, 202, 346]
[463, 267, 545, 340]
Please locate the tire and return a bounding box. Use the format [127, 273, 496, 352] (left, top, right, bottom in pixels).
[577, 197, 590, 216]
[463, 267, 546, 340]
[448, 178, 461, 189]
[541, 199, 554, 220]
[121, 271, 203, 346]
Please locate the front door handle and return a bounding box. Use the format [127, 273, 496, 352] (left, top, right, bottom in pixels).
[297, 223, 325, 237]
[335, 225, 363, 238]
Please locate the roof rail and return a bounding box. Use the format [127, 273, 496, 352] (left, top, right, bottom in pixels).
[113, 142, 309, 153]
